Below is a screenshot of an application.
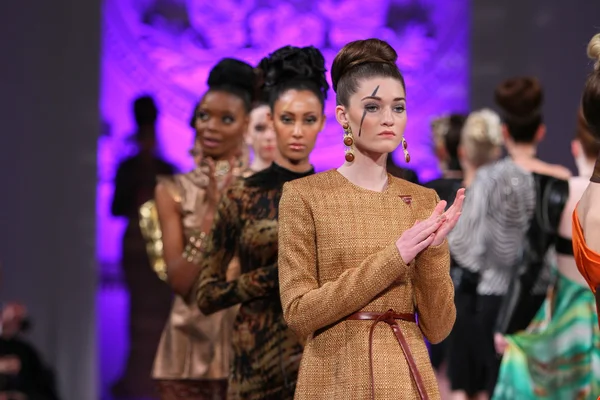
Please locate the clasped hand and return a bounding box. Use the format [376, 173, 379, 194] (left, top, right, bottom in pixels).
[204, 157, 238, 208]
[396, 188, 465, 265]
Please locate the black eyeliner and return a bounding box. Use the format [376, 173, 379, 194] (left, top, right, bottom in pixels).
[358, 85, 379, 137]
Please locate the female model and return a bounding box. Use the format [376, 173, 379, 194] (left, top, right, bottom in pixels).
[574, 34, 600, 321]
[151, 58, 256, 400]
[195, 46, 329, 399]
[493, 108, 600, 399]
[278, 38, 464, 400]
[246, 101, 277, 173]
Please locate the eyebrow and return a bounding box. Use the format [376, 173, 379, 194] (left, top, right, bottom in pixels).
[280, 111, 318, 116]
[361, 96, 406, 102]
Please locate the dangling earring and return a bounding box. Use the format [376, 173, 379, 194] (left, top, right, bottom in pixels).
[402, 137, 410, 163]
[343, 123, 355, 162]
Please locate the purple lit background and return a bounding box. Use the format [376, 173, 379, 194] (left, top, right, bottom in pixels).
[98, 0, 468, 395]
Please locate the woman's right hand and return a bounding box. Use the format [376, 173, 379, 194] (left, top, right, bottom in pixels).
[204, 157, 236, 208]
[396, 200, 447, 264]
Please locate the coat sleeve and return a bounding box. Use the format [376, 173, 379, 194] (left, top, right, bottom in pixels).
[278, 183, 410, 339]
[412, 190, 456, 344]
[195, 185, 279, 314]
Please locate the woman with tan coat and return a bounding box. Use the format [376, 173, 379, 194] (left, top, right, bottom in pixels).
[277, 38, 464, 400]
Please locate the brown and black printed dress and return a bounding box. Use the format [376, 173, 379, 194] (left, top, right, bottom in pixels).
[195, 163, 313, 400]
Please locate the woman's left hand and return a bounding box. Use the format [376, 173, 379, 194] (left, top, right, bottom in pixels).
[431, 188, 466, 246]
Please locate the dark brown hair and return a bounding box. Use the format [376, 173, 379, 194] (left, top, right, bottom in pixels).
[494, 77, 544, 143]
[582, 34, 600, 140]
[444, 114, 467, 171]
[256, 46, 329, 111]
[577, 107, 600, 158]
[189, 58, 257, 128]
[331, 39, 405, 106]
[206, 58, 257, 113]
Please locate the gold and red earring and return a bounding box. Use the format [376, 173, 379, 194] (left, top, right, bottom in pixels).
[402, 137, 410, 163]
[343, 123, 355, 162]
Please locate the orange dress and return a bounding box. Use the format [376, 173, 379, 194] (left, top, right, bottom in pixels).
[572, 207, 600, 332]
[572, 208, 600, 293]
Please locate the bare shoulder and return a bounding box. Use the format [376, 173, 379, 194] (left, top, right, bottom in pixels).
[569, 176, 589, 201]
[538, 161, 572, 181]
[547, 164, 572, 181]
[154, 178, 181, 218]
[155, 173, 184, 203]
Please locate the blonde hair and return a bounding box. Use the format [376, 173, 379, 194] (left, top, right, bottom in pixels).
[461, 109, 503, 167]
[583, 34, 600, 139]
[588, 33, 600, 71]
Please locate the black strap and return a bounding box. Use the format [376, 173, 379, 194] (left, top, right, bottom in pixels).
[555, 236, 574, 256]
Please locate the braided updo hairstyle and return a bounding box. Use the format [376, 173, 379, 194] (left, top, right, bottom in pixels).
[256, 45, 329, 110]
[331, 38, 406, 107]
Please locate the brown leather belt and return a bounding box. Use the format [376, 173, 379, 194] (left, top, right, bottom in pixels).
[346, 309, 429, 400]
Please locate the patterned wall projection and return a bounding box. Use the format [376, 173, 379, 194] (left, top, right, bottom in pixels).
[98, 0, 468, 266]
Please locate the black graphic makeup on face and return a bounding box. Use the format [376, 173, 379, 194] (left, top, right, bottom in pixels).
[358, 85, 380, 137]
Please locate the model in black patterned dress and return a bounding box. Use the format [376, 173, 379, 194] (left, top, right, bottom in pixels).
[194, 45, 329, 400]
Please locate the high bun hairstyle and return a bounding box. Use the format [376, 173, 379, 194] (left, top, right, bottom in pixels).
[331, 39, 406, 107]
[461, 109, 503, 167]
[494, 77, 544, 143]
[256, 46, 329, 111]
[582, 33, 600, 140]
[206, 58, 257, 112]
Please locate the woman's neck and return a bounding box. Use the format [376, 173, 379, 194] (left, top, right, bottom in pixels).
[338, 152, 388, 192]
[274, 153, 312, 173]
[250, 157, 272, 172]
[462, 166, 476, 188]
[507, 142, 537, 161]
[576, 157, 597, 179]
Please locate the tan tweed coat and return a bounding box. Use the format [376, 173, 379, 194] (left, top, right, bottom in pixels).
[278, 170, 456, 399]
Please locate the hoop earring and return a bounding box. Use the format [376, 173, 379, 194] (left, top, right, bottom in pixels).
[402, 137, 410, 163]
[343, 123, 355, 163]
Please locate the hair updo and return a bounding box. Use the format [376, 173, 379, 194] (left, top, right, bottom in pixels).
[576, 107, 600, 159]
[431, 114, 468, 171]
[582, 33, 600, 140]
[206, 58, 257, 113]
[256, 46, 329, 110]
[331, 38, 406, 107]
[494, 77, 543, 143]
[461, 109, 503, 167]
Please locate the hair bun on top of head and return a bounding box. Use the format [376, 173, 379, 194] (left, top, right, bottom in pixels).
[331, 39, 398, 92]
[464, 109, 503, 147]
[494, 77, 543, 122]
[588, 33, 600, 71]
[583, 34, 600, 139]
[257, 45, 329, 99]
[207, 58, 256, 97]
